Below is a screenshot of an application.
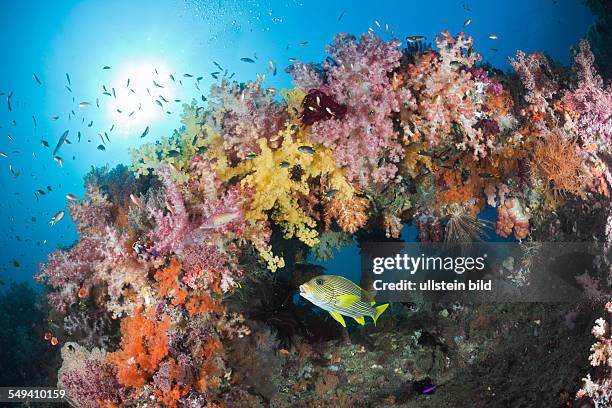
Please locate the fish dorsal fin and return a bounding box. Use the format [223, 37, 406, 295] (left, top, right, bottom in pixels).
[359, 288, 376, 306]
[367, 290, 377, 305]
[329, 311, 346, 327]
[353, 316, 365, 325]
[335, 294, 360, 308]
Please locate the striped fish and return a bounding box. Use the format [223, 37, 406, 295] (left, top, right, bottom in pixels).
[299, 275, 388, 327]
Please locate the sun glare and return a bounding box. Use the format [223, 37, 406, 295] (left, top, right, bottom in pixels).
[107, 61, 176, 135]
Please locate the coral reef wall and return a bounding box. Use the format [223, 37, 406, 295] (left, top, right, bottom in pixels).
[33, 30, 612, 407]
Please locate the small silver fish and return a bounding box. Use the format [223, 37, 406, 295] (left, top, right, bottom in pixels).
[49, 210, 65, 226]
[130, 193, 144, 209]
[240, 57, 255, 63]
[298, 145, 315, 154]
[78, 101, 91, 107]
[326, 189, 339, 198]
[407, 35, 426, 42]
[200, 210, 241, 229]
[65, 194, 78, 200]
[464, 18, 471, 27]
[52, 130, 69, 156]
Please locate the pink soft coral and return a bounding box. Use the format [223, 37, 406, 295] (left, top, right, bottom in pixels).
[147, 163, 248, 292]
[562, 40, 612, 145]
[577, 302, 612, 406]
[147, 167, 192, 255]
[292, 32, 404, 187]
[58, 343, 127, 408]
[206, 77, 289, 160]
[181, 243, 240, 292]
[68, 184, 114, 236]
[401, 31, 488, 158]
[36, 226, 133, 313]
[495, 198, 529, 240]
[509, 50, 558, 127]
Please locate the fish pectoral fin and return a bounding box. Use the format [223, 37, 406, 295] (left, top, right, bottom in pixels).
[335, 294, 360, 308]
[329, 311, 347, 327]
[353, 316, 365, 326]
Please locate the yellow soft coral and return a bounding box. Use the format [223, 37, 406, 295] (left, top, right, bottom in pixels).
[128, 100, 211, 182]
[281, 88, 306, 122]
[401, 143, 433, 178]
[221, 126, 353, 247]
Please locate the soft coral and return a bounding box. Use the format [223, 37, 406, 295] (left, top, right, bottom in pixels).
[108, 307, 171, 388]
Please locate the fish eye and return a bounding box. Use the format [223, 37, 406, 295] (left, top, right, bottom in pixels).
[315, 278, 325, 286]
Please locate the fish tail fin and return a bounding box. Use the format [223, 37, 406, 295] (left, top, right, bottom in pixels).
[372, 304, 389, 326]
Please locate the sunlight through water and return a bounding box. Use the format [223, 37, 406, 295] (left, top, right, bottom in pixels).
[106, 61, 175, 136]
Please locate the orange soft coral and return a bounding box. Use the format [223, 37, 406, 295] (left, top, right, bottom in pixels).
[323, 197, 369, 234]
[435, 160, 482, 206]
[155, 384, 189, 408]
[185, 292, 224, 316]
[108, 307, 171, 388]
[154, 257, 188, 306]
[195, 337, 223, 392]
[486, 91, 514, 117]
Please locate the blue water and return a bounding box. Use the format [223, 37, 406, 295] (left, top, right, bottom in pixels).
[0, 0, 595, 284]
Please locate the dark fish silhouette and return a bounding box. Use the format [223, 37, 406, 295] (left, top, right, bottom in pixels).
[52, 130, 69, 156]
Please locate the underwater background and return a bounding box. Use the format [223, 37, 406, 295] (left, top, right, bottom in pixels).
[0, 0, 611, 407]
